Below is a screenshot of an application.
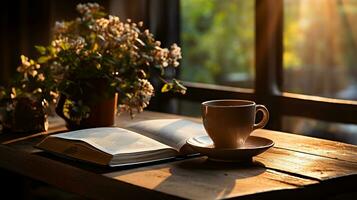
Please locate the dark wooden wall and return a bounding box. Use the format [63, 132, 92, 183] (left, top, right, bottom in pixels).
[0, 0, 110, 86]
[0, 0, 51, 85]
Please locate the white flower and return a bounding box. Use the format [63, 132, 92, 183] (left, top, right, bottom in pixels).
[37, 73, 45, 81]
[54, 21, 67, 34]
[170, 43, 182, 59]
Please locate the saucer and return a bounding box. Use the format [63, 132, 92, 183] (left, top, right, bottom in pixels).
[186, 135, 274, 162]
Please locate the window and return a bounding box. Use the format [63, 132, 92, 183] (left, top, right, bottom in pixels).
[282, 0, 357, 144]
[166, 0, 357, 144]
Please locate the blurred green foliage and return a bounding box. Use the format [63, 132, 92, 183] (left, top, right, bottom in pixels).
[180, 0, 254, 87]
[283, 0, 357, 99]
[181, 0, 357, 99]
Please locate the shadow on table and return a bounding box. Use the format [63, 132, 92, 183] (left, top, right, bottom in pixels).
[153, 157, 266, 199]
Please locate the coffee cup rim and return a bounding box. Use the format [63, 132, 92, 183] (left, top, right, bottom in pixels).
[202, 99, 256, 107]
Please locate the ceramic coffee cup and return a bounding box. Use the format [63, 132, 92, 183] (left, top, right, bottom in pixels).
[202, 99, 269, 149]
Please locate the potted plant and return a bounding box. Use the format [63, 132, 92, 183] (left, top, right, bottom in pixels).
[0, 87, 49, 133]
[0, 3, 186, 131]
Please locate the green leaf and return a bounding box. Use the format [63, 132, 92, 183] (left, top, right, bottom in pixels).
[48, 46, 57, 55]
[161, 83, 173, 93]
[20, 55, 27, 63]
[60, 42, 70, 50]
[37, 56, 51, 64]
[172, 79, 187, 94]
[35, 46, 47, 55]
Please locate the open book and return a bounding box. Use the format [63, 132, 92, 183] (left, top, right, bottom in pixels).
[36, 119, 207, 167]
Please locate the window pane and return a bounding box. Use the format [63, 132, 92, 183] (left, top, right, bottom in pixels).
[284, 0, 357, 100]
[180, 0, 254, 88]
[283, 116, 357, 145]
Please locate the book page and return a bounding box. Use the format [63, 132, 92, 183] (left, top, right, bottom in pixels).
[51, 127, 172, 155]
[126, 119, 207, 151]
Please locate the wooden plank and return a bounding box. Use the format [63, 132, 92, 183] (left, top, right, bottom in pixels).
[256, 148, 357, 181]
[0, 144, 179, 200]
[279, 93, 357, 124]
[252, 129, 357, 163]
[106, 157, 317, 200]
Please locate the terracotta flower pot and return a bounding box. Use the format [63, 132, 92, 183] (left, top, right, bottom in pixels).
[56, 94, 117, 130]
[55, 78, 118, 130]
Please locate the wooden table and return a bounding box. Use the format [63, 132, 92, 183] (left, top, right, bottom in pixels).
[1, 111, 357, 199]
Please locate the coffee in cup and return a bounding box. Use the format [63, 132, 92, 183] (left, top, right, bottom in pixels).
[202, 99, 269, 149]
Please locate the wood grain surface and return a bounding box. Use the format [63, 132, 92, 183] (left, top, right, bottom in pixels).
[1, 111, 357, 199]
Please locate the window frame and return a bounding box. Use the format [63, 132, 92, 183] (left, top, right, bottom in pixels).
[165, 0, 357, 130]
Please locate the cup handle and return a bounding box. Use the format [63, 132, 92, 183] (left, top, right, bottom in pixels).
[253, 105, 269, 130]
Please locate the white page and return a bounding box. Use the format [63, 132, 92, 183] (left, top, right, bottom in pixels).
[51, 127, 171, 155]
[126, 119, 207, 151]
